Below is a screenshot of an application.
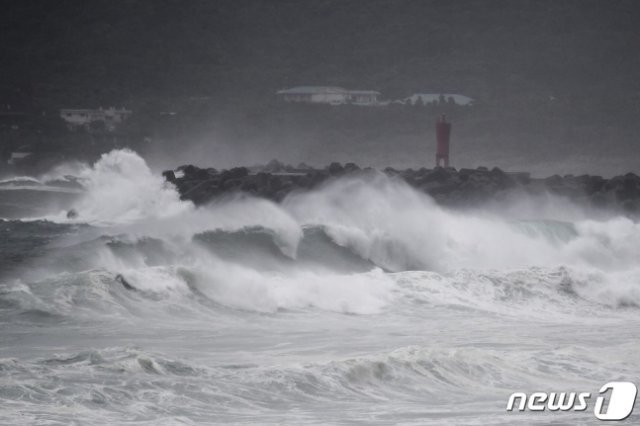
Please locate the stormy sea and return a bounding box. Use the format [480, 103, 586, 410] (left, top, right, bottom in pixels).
[1, 150, 639, 425]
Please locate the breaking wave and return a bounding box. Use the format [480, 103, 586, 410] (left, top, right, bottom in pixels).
[2, 149, 640, 424]
[1, 341, 636, 425]
[0, 150, 638, 319]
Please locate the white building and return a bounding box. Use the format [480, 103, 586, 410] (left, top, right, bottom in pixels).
[405, 93, 474, 106]
[59, 107, 132, 131]
[276, 86, 380, 106]
[348, 90, 380, 105]
[7, 151, 32, 166]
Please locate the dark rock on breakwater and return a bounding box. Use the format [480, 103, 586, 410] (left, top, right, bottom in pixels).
[163, 161, 640, 215]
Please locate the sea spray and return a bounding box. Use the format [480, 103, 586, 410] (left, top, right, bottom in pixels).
[2, 150, 640, 425]
[71, 149, 191, 224]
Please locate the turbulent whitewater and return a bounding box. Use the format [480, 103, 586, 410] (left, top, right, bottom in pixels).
[1, 150, 639, 425]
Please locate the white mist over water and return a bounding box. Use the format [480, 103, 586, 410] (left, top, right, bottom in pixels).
[73, 149, 192, 224]
[1, 149, 639, 425]
[65, 150, 640, 270]
[49, 149, 640, 309]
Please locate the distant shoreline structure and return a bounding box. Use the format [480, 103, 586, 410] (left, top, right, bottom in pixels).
[276, 86, 474, 107]
[162, 161, 640, 216]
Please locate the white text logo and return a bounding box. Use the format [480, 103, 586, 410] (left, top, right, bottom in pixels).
[506, 382, 637, 421]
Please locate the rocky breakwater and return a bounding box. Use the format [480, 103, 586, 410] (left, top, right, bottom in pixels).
[162, 161, 640, 216]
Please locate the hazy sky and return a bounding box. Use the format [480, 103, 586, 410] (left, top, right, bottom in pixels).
[2, 1, 639, 175]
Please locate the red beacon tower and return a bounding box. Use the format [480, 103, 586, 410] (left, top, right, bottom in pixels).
[435, 114, 452, 168]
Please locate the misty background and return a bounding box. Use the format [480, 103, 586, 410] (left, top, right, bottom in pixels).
[1, 0, 639, 176]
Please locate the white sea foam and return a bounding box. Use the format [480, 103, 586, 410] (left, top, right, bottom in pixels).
[3, 149, 639, 425]
[27, 149, 640, 314]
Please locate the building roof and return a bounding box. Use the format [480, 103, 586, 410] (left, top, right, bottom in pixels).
[348, 90, 380, 95]
[408, 93, 474, 105]
[60, 107, 132, 113]
[276, 86, 348, 95]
